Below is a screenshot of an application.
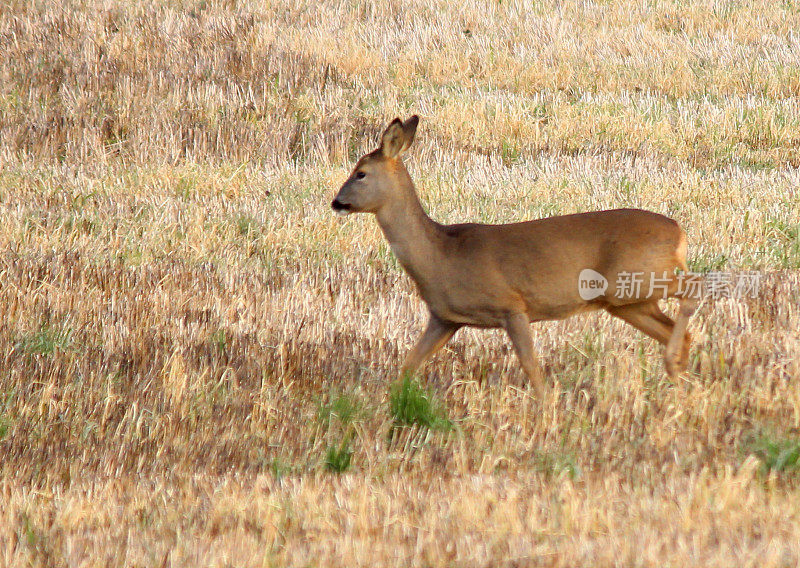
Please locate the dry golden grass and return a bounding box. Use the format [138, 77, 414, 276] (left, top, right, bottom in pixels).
[2, 0, 800, 565]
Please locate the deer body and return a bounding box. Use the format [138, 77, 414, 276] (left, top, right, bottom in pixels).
[333, 116, 699, 393]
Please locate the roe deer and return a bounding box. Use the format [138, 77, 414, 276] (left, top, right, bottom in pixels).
[332, 116, 700, 394]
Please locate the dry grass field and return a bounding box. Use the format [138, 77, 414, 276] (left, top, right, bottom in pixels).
[2, 0, 800, 565]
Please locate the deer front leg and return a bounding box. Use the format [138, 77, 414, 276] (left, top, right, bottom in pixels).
[400, 315, 460, 378]
[504, 313, 546, 397]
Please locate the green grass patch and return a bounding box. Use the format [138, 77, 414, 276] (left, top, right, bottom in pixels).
[15, 324, 72, 356]
[747, 434, 800, 474]
[764, 218, 800, 268]
[532, 449, 581, 480]
[268, 458, 292, 481]
[324, 440, 353, 473]
[317, 391, 364, 473]
[211, 329, 229, 353]
[687, 254, 730, 272]
[0, 416, 8, 440]
[235, 215, 258, 237]
[318, 391, 363, 428]
[389, 376, 451, 431]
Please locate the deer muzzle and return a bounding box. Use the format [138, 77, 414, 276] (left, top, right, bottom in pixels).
[331, 198, 352, 216]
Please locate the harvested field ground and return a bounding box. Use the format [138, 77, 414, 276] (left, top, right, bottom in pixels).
[2, 0, 800, 566]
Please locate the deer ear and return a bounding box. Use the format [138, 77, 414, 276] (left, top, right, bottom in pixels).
[379, 115, 419, 158]
[400, 115, 419, 153]
[379, 118, 406, 158]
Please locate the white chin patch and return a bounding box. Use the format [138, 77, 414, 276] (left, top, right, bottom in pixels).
[335, 209, 351, 217]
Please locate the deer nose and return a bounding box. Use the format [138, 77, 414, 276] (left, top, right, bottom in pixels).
[331, 198, 350, 212]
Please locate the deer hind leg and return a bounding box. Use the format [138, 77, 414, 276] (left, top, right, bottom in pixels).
[503, 313, 545, 397]
[664, 295, 698, 377]
[607, 301, 683, 376]
[663, 232, 699, 376]
[607, 301, 674, 343]
[400, 315, 460, 378]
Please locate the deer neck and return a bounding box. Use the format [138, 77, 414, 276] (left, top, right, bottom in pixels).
[374, 169, 442, 284]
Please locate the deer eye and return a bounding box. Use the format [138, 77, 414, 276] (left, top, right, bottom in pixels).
[356, 171, 366, 179]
